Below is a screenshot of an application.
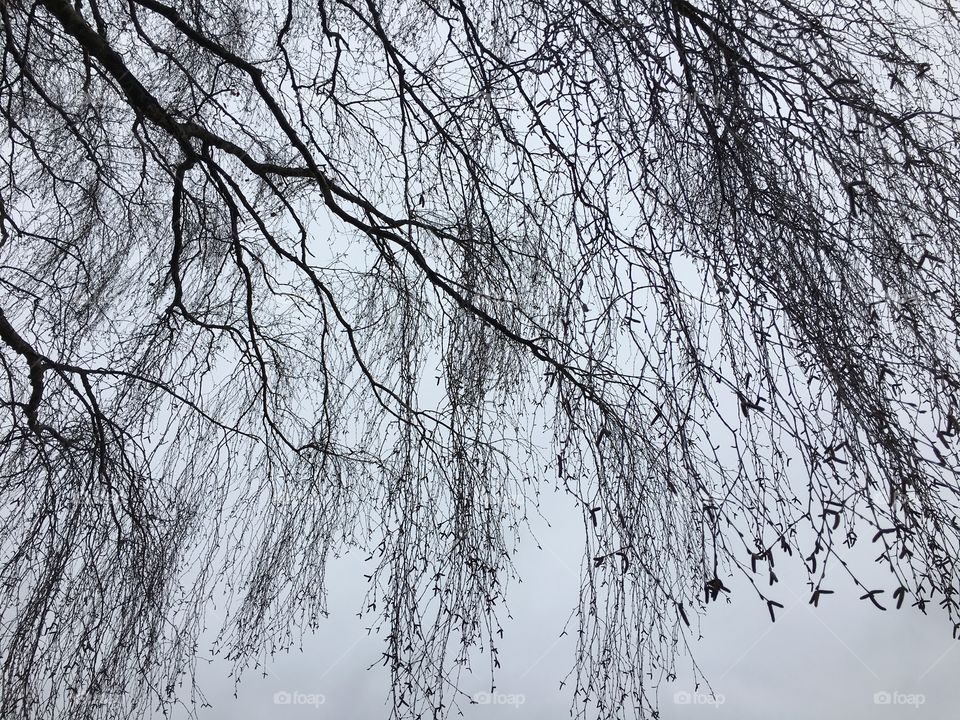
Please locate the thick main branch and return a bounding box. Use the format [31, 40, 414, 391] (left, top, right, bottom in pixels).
[0, 308, 47, 431]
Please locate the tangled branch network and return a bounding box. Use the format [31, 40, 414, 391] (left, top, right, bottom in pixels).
[2, 0, 960, 716]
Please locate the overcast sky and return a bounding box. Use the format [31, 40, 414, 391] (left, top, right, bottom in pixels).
[172, 482, 959, 720]
[156, 68, 960, 715]
[144, 162, 960, 719]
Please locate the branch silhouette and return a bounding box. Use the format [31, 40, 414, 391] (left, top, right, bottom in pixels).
[1, 0, 960, 718]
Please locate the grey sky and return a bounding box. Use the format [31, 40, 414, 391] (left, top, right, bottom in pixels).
[6, 3, 960, 720]
[175, 485, 959, 720]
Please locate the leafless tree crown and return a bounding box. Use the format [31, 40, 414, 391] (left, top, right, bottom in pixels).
[2, 0, 960, 717]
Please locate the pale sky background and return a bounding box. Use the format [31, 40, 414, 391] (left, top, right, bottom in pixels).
[172, 482, 959, 720]
[5, 3, 959, 718]
[158, 17, 960, 713]
[142, 157, 960, 718]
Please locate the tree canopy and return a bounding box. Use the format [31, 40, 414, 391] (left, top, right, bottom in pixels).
[2, 0, 960, 717]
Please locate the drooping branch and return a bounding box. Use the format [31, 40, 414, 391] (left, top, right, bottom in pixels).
[2, 0, 960, 718]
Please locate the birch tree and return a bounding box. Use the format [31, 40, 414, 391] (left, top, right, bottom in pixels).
[2, 0, 960, 717]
